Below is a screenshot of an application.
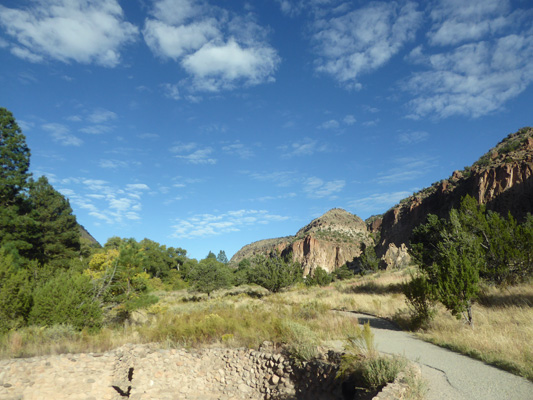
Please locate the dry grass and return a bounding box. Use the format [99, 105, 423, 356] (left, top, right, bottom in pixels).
[1, 271, 531, 382]
[414, 283, 533, 381]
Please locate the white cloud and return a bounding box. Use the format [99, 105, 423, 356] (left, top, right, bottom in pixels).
[42, 123, 83, 146]
[304, 177, 345, 199]
[80, 125, 113, 135]
[144, 18, 220, 60]
[376, 157, 435, 184]
[398, 131, 429, 144]
[405, 1, 533, 119]
[0, 0, 138, 67]
[99, 159, 129, 169]
[279, 138, 327, 157]
[318, 119, 339, 130]
[126, 183, 150, 191]
[143, 0, 280, 94]
[88, 108, 117, 123]
[348, 191, 412, 215]
[343, 115, 356, 125]
[428, 0, 511, 46]
[57, 178, 150, 224]
[171, 209, 289, 239]
[246, 170, 299, 187]
[172, 143, 217, 164]
[182, 39, 280, 92]
[222, 142, 254, 159]
[312, 1, 422, 88]
[162, 83, 181, 100]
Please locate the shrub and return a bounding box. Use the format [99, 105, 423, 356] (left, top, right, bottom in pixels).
[305, 267, 332, 286]
[0, 250, 33, 332]
[276, 319, 318, 363]
[403, 273, 436, 329]
[30, 271, 102, 332]
[250, 251, 302, 293]
[338, 322, 408, 391]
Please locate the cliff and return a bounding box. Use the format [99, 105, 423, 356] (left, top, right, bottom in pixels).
[376, 127, 533, 255]
[231, 208, 373, 276]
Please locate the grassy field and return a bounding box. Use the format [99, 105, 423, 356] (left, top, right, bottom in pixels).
[1, 270, 531, 382]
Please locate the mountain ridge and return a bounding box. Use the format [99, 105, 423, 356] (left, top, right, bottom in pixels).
[232, 127, 533, 271]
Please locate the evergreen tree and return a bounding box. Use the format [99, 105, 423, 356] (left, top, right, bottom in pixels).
[250, 251, 302, 293]
[216, 250, 228, 264]
[0, 248, 33, 332]
[0, 108, 31, 207]
[189, 258, 233, 297]
[0, 108, 34, 256]
[28, 176, 80, 267]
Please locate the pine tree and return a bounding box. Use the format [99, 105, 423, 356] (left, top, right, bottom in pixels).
[0, 108, 34, 255]
[28, 176, 80, 267]
[0, 108, 31, 207]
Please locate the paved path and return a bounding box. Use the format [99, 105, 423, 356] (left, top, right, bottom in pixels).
[327, 311, 533, 400]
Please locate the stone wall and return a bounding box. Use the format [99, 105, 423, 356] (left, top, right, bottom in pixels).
[0, 343, 412, 400]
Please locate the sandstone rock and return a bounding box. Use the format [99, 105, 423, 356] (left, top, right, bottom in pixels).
[232, 209, 373, 276]
[380, 243, 411, 270]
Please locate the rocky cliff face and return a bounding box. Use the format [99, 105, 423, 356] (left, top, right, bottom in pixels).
[376, 128, 533, 256]
[231, 208, 373, 276]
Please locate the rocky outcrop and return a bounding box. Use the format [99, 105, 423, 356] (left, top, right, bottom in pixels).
[380, 243, 411, 270]
[231, 209, 373, 276]
[377, 128, 533, 256]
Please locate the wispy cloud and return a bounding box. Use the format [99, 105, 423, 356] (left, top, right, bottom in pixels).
[0, 0, 138, 67]
[80, 125, 113, 135]
[343, 115, 356, 125]
[42, 123, 83, 146]
[398, 131, 429, 144]
[171, 142, 216, 164]
[171, 209, 289, 239]
[376, 157, 436, 184]
[87, 108, 117, 124]
[245, 170, 300, 187]
[318, 119, 340, 130]
[162, 83, 180, 100]
[222, 141, 254, 159]
[348, 190, 413, 215]
[56, 178, 150, 224]
[304, 177, 345, 199]
[312, 1, 422, 89]
[279, 138, 328, 157]
[404, 0, 533, 119]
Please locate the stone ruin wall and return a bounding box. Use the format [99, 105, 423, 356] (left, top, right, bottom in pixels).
[0, 343, 413, 400]
[0, 343, 342, 400]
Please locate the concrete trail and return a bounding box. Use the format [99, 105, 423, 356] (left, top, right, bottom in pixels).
[327, 311, 533, 400]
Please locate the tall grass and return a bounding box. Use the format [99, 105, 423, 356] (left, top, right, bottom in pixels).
[1, 273, 531, 383]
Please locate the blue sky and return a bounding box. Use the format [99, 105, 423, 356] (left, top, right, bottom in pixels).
[1, 0, 532, 260]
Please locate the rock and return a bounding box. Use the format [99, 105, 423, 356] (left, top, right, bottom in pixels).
[380, 243, 411, 270]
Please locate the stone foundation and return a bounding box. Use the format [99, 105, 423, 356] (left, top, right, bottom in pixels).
[0, 344, 412, 400]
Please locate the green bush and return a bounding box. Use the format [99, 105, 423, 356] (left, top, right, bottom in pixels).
[250, 252, 302, 293]
[30, 271, 102, 332]
[403, 273, 436, 329]
[276, 319, 318, 363]
[305, 267, 332, 286]
[338, 323, 408, 391]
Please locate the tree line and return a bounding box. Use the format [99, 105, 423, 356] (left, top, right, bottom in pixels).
[1, 107, 351, 334]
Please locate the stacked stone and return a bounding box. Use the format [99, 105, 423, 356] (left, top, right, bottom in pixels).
[0, 344, 354, 400]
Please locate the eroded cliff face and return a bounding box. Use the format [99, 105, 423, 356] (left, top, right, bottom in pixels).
[279, 235, 363, 276]
[231, 208, 373, 276]
[377, 131, 533, 256]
